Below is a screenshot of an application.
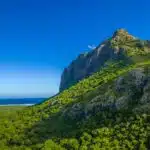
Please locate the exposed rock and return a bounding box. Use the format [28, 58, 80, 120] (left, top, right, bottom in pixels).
[62, 67, 150, 121]
[140, 82, 150, 104]
[59, 29, 150, 91]
[115, 96, 129, 110]
[59, 29, 132, 91]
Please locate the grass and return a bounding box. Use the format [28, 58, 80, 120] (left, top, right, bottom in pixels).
[0, 105, 26, 119]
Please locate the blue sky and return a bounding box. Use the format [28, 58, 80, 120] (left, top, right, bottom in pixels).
[0, 0, 149, 97]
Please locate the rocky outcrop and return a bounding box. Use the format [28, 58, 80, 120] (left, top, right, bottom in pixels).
[62, 66, 150, 121]
[59, 29, 133, 91]
[59, 29, 150, 91]
[60, 43, 115, 91]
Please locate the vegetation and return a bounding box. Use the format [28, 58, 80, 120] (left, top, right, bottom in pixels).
[0, 30, 150, 149]
[0, 58, 149, 149]
[110, 29, 150, 56]
[0, 106, 26, 120]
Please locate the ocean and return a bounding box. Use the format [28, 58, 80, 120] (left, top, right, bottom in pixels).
[0, 98, 46, 106]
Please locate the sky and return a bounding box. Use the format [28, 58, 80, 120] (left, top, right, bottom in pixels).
[0, 0, 150, 98]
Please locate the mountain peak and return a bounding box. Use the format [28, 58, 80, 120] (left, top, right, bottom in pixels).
[113, 28, 128, 35]
[112, 28, 135, 40]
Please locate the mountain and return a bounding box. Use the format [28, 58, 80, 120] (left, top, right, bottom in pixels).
[0, 29, 150, 149]
[59, 29, 150, 91]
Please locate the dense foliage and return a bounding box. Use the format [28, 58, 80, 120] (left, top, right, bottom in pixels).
[0, 57, 149, 149]
[0, 30, 150, 149]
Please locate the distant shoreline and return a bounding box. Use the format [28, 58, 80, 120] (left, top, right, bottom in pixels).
[0, 97, 46, 106]
[0, 104, 34, 106]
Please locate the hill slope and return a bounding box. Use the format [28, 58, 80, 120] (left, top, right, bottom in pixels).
[0, 29, 150, 149]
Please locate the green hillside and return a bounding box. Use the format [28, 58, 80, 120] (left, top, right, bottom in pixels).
[0, 30, 150, 149]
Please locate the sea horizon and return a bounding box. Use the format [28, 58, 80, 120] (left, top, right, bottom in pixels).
[0, 97, 47, 106]
[0, 104, 34, 106]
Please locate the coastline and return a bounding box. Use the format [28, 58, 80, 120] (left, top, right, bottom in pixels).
[0, 98, 46, 107]
[0, 104, 34, 106]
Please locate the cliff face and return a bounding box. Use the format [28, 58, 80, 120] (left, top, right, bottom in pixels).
[59, 42, 117, 91]
[59, 29, 135, 91]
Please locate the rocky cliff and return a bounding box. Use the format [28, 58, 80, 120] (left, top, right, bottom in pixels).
[59, 29, 149, 91]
